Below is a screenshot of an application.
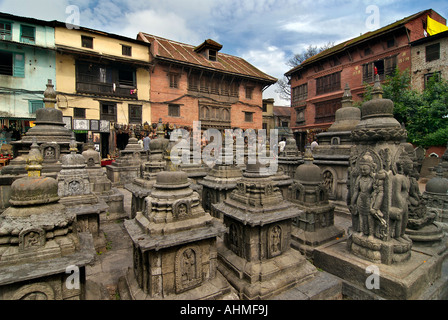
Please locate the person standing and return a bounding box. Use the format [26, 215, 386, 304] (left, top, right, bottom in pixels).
[143, 134, 151, 151]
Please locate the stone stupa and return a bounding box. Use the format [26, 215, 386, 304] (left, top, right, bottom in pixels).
[213, 162, 317, 300]
[0, 139, 94, 299]
[121, 170, 232, 300]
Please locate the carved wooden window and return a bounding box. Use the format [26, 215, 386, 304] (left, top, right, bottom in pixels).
[316, 72, 341, 95]
[169, 73, 179, 88]
[362, 55, 397, 83]
[245, 86, 254, 99]
[168, 104, 180, 117]
[244, 112, 253, 122]
[129, 104, 142, 124]
[314, 99, 341, 124]
[295, 107, 305, 125]
[292, 83, 308, 105]
[122, 45, 132, 57]
[100, 102, 117, 122]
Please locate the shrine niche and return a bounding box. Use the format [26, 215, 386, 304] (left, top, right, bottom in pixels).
[268, 225, 283, 258]
[40, 143, 59, 163]
[19, 228, 45, 251]
[173, 200, 191, 220]
[175, 246, 202, 293]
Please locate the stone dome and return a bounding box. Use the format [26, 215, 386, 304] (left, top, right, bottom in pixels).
[9, 176, 59, 206]
[154, 171, 190, 189]
[61, 137, 86, 168]
[425, 169, 448, 194]
[294, 147, 322, 184]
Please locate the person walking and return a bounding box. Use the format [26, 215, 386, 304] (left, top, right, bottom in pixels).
[143, 134, 151, 151]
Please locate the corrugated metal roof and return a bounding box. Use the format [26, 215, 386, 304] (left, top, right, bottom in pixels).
[139, 33, 277, 83]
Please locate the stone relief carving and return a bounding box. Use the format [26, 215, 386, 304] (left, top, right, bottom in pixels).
[268, 225, 282, 258]
[19, 228, 45, 251]
[175, 246, 202, 293]
[173, 200, 191, 220]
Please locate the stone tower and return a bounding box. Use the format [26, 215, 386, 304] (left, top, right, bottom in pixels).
[122, 170, 231, 300]
[213, 162, 317, 300]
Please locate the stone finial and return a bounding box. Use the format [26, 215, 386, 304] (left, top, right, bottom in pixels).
[69, 133, 78, 153]
[26, 138, 43, 177]
[303, 145, 314, 162]
[341, 83, 353, 108]
[157, 118, 165, 137]
[43, 79, 57, 108]
[371, 74, 383, 100]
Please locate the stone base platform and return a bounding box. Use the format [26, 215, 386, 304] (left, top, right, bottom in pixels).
[313, 238, 448, 300]
[217, 241, 318, 300]
[119, 267, 236, 300]
[291, 225, 345, 258]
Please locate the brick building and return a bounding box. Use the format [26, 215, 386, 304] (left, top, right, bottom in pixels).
[411, 30, 448, 92]
[137, 34, 277, 132]
[285, 9, 446, 151]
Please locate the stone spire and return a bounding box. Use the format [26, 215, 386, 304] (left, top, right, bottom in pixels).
[43, 79, 57, 109]
[26, 138, 43, 178]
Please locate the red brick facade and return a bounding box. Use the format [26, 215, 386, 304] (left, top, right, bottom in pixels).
[286, 9, 446, 150]
[137, 33, 276, 132]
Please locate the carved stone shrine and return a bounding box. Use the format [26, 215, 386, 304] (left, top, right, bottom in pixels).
[288, 146, 344, 257]
[122, 170, 231, 300]
[213, 162, 317, 300]
[313, 84, 361, 215]
[313, 76, 448, 300]
[198, 163, 242, 219]
[0, 139, 94, 300]
[58, 136, 108, 251]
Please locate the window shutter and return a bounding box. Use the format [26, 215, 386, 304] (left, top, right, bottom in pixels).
[13, 53, 25, 77]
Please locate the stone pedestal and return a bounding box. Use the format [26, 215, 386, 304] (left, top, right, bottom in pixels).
[122, 171, 231, 300]
[314, 239, 448, 300]
[278, 128, 303, 179]
[213, 163, 317, 300]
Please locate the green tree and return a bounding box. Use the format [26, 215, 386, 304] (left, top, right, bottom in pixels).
[358, 69, 448, 147]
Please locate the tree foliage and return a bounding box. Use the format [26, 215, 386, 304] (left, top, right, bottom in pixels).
[275, 42, 334, 101]
[359, 69, 448, 147]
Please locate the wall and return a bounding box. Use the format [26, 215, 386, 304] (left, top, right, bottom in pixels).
[0, 21, 55, 119]
[411, 36, 448, 92]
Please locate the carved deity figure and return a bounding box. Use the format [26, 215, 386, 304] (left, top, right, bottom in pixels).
[350, 154, 377, 237]
[181, 249, 196, 284]
[389, 154, 411, 239]
[270, 225, 282, 255]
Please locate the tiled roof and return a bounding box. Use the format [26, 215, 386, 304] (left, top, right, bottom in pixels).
[273, 106, 291, 117]
[285, 9, 433, 76]
[138, 32, 277, 83]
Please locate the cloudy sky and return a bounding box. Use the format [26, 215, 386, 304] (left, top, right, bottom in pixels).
[1, 0, 447, 104]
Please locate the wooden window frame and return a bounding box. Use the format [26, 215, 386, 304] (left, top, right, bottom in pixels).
[168, 104, 180, 117]
[81, 35, 94, 49]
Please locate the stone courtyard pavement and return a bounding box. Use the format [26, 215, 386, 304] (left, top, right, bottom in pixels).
[84, 180, 446, 300]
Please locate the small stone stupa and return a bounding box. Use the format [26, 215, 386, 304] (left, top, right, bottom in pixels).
[278, 128, 303, 179]
[106, 130, 146, 187]
[57, 135, 108, 251]
[0, 139, 94, 300]
[213, 162, 317, 300]
[313, 84, 361, 215]
[198, 163, 242, 218]
[81, 141, 125, 220]
[122, 170, 231, 300]
[288, 146, 345, 257]
[423, 167, 448, 231]
[125, 119, 170, 219]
